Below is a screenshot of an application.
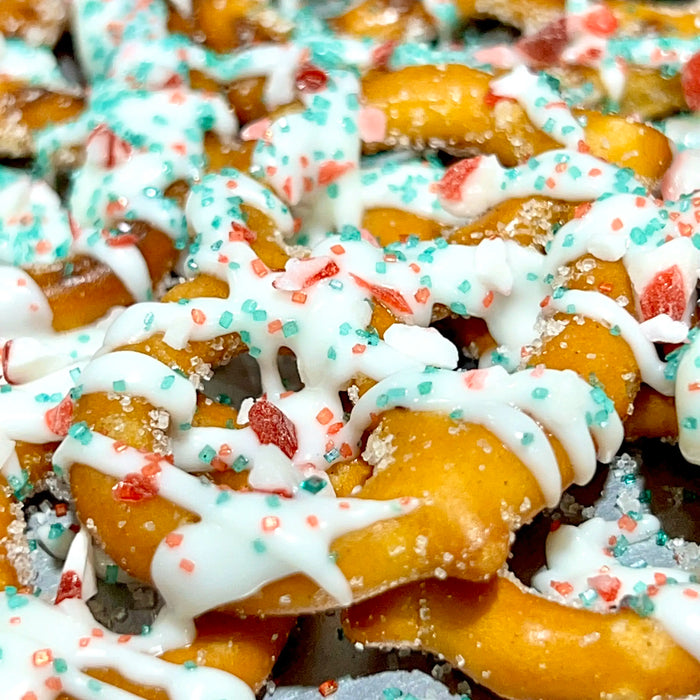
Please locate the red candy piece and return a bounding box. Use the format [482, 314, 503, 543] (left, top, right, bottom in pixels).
[304, 260, 340, 288]
[248, 399, 299, 459]
[104, 231, 140, 248]
[681, 51, 700, 111]
[517, 17, 568, 65]
[371, 41, 396, 69]
[438, 157, 482, 202]
[112, 472, 159, 502]
[318, 161, 355, 186]
[582, 6, 618, 36]
[55, 570, 82, 605]
[639, 265, 686, 321]
[587, 574, 622, 603]
[349, 274, 413, 314]
[86, 124, 133, 169]
[45, 397, 74, 437]
[229, 221, 256, 243]
[295, 64, 328, 93]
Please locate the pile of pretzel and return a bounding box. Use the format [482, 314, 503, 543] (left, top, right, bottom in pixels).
[2, 0, 700, 697]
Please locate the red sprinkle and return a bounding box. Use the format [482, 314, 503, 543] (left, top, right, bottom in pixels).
[582, 5, 618, 36]
[318, 680, 339, 697]
[248, 398, 299, 459]
[54, 570, 82, 605]
[438, 157, 481, 202]
[229, 221, 256, 243]
[550, 580, 574, 597]
[112, 472, 159, 503]
[639, 265, 686, 321]
[681, 51, 700, 111]
[587, 573, 622, 602]
[295, 64, 328, 93]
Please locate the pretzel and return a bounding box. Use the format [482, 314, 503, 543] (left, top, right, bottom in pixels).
[3, 0, 700, 697]
[344, 575, 700, 700]
[0, 0, 68, 46]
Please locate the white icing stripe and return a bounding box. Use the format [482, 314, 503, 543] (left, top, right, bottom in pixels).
[78, 351, 197, 426]
[547, 290, 673, 395]
[53, 430, 418, 616]
[348, 365, 623, 506]
[440, 150, 638, 220]
[0, 365, 76, 443]
[72, 229, 152, 303]
[0, 267, 53, 336]
[490, 66, 585, 150]
[675, 331, 700, 463]
[1, 307, 123, 384]
[0, 592, 254, 700]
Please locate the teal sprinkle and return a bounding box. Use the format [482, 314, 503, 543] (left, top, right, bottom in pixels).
[216, 310, 233, 330]
[612, 534, 629, 557]
[301, 476, 327, 494]
[6, 593, 27, 610]
[520, 432, 534, 446]
[179, 422, 191, 431]
[161, 375, 175, 390]
[282, 320, 299, 337]
[77, 334, 90, 344]
[449, 409, 463, 420]
[376, 394, 389, 408]
[252, 310, 267, 322]
[68, 421, 93, 446]
[450, 302, 467, 315]
[0, 385, 10, 394]
[327, 346, 337, 360]
[531, 387, 549, 400]
[387, 387, 406, 400]
[184, 660, 198, 670]
[526, 272, 538, 281]
[266, 495, 281, 508]
[327, 183, 339, 198]
[568, 166, 582, 179]
[324, 448, 340, 463]
[216, 491, 232, 505]
[609, 325, 621, 336]
[579, 588, 598, 606]
[252, 538, 266, 553]
[339, 322, 352, 336]
[420, 275, 432, 288]
[233, 455, 249, 472]
[458, 279, 471, 293]
[105, 564, 119, 584]
[417, 381, 432, 395]
[198, 445, 216, 464]
[112, 379, 126, 392]
[682, 416, 698, 430]
[375, 261, 387, 274]
[53, 658, 68, 674]
[250, 346, 262, 358]
[48, 523, 65, 540]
